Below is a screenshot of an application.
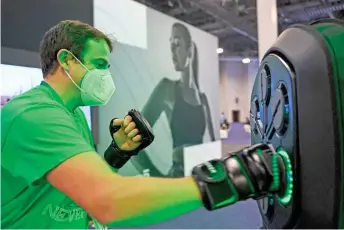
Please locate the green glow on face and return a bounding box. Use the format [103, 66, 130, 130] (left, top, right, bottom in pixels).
[276, 148, 294, 206]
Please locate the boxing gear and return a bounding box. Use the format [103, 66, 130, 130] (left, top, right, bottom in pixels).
[192, 144, 292, 211]
[104, 109, 155, 169]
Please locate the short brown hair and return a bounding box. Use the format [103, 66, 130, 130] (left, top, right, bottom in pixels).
[39, 20, 113, 77]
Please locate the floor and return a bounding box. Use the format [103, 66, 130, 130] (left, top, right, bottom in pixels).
[222, 122, 251, 155]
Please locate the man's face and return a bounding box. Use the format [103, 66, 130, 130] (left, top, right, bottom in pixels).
[170, 27, 189, 71]
[65, 38, 111, 87]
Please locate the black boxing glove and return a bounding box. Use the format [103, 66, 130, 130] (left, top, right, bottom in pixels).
[104, 109, 155, 169]
[191, 144, 292, 211]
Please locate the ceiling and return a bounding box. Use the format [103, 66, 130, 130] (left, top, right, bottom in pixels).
[133, 0, 344, 57]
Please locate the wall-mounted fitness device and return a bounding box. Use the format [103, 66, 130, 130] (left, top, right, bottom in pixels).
[192, 19, 342, 229]
[250, 19, 344, 229]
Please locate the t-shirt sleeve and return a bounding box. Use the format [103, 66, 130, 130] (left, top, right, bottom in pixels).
[7, 105, 95, 185]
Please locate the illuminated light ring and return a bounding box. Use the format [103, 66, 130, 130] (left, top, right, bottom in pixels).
[276, 148, 294, 206]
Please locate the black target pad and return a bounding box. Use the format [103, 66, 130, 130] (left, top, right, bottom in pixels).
[250, 19, 344, 229]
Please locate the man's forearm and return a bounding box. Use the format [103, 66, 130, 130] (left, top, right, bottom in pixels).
[105, 176, 202, 227]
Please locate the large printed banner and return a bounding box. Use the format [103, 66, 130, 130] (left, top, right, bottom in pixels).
[95, 0, 221, 177]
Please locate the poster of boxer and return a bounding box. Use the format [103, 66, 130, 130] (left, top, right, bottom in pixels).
[95, 0, 221, 177]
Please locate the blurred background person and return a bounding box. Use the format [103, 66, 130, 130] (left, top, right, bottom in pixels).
[220, 112, 229, 130]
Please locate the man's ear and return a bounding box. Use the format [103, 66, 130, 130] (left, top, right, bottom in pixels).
[56, 49, 70, 72]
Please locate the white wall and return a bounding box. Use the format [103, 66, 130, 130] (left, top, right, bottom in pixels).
[219, 59, 259, 123]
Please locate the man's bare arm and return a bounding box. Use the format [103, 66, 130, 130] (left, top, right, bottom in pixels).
[47, 152, 202, 226]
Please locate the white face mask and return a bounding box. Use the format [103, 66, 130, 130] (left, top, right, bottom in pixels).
[64, 51, 116, 106]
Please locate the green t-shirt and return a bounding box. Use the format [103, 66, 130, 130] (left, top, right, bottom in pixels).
[1, 82, 96, 229]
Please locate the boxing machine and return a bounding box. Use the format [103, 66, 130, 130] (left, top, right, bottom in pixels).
[248, 19, 344, 228]
[194, 18, 343, 229]
[111, 19, 343, 229]
[188, 19, 343, 229]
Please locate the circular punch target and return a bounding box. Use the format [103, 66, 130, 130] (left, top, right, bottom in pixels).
[250, 54, 297, 228]
[250, 19, 344, 229]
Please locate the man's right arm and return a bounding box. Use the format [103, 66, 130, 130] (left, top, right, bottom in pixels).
[10, 106, 279, 227]
[49, 143, 284, 226]
[10, 106, 202, 227]
[47, 152, 203, 226]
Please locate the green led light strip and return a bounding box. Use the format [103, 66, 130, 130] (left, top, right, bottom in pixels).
[276, 148, 294, 206]
[271, 153, 281, 192]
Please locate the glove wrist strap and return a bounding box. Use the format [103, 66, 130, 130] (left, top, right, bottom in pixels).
[104, 141, 137, 169]
[105, 109, 155, 169]
[191, 160, 239, 211]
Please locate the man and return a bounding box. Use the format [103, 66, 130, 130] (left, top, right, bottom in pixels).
[220, 112, 229, 129]
[220, 112, 226, 125]
[1, 20, 280, 229]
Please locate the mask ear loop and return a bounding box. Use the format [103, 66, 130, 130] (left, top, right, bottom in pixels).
[63, 50, 90, 93]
